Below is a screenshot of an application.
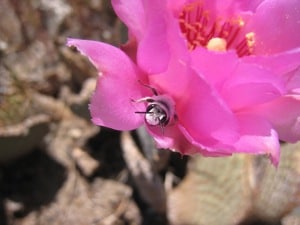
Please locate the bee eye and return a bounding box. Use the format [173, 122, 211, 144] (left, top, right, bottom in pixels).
[145, 103, 169, 126]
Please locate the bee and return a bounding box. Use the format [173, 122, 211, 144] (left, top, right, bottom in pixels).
[136, 97, 171, 127]
[134, 82, 176, 128]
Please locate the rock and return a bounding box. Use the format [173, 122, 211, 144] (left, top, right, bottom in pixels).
[282, 207, 300, 225]
[0, 0, 23, 53]
[72, 147, 100, 177]
[38, 177, 141, 225]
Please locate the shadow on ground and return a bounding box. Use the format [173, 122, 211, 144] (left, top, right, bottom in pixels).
[0, 149, 67, 224]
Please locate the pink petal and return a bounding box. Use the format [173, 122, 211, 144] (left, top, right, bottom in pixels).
[233, 113, 280, 166]
[178, 125, 235, 155]
[285, 67, 300, 94]
[243, 47, 300, 75]
[243, 48, 300, 94]
[210, 0, 251, 16]
[166, 0, 186, 15]
[213, 0, 265, 13]
[137, 0, 177, 74]
[236, 0, 265, 11]
[120, 36, 138, 63]
[177, 79, 239, 149]
[221, 63, 285, 110]
[138, 0, 189, 74]
[149, 54, 191, 101]
[112, 0, 145, 40]
[168, 0, 263, 16]
[252, 95, 300, 143]
[247, 0, 300, 54]
[146, 124, 232, 157]
[190, 49, 238, 90]
[150, 56, 239, 149]
[145, 124, 189, 152]
[67, 38, 146, 130]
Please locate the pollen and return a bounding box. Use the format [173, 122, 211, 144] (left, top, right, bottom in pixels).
[246, 32, 255, 50]
[179, 2, 255, 57]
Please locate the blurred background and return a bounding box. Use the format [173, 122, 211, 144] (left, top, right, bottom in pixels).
[0, 0, 299, 225]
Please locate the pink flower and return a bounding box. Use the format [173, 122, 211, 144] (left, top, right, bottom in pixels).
[67, 0, 300, 166]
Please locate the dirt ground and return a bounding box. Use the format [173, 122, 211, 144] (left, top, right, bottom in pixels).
[0, 1, 299, 225]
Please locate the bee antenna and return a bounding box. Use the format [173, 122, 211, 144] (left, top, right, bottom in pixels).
[137, 80, 158, 96]
[135, 111, 153, 114]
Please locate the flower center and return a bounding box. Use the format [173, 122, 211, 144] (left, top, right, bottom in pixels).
[179, 2, 255, 57]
